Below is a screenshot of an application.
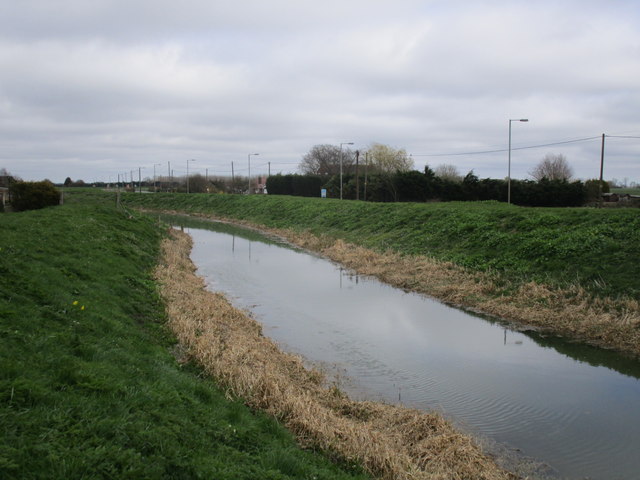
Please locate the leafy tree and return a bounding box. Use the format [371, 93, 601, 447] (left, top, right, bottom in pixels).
[434, 164, 462, 183]
[393, 170, 430, 202]
[9, 181, 60, 211]
[530, 153, 573, 181]
[299, 144, 355, 176]
[64, 177, 73, 187]
[366, 143, 413, 173]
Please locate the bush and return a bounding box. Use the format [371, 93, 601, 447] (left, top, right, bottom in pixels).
[267, 169, 590, 207]
[585, 179, 610, 201]
[266, 174, 323, 197]
[9, 181, 60, 211]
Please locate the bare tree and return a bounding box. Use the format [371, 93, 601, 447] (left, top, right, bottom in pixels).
[366, 143, 414, 173]
[529, 153, 573, 181]
[299, 144, 355, 176]
[187, 174, 211, 193]
[434, 164, 462, 183]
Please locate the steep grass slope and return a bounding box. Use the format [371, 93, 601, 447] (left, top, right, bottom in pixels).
[0, 200, 368, 480]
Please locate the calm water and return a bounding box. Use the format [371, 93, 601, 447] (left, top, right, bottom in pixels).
[176, 217, 640, 480]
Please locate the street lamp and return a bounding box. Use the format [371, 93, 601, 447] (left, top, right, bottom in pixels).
[248, 153, 259, 194]
[187, 159, 196, 193]
[138, 167, 145, 193]
[339, 142, 354, 200]
[508, 119, 528, 204]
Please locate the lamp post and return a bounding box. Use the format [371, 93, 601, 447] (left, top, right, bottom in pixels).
[339, 142, 354, 200]
[187, 159, 196, 193]
[508, 119, 528, 204]
[248, 153, 259, 194]
[138, 167, 144, 193]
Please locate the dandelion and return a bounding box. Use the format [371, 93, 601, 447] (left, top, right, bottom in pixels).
[81, 305, 85, 311]
[72, 300, 78, 306]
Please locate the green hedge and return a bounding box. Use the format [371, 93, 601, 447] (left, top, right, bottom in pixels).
[9, 181, 60, 211]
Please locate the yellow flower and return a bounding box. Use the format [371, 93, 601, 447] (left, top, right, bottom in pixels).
[72, 300, 78, 306]
[81, 306, 85, 311]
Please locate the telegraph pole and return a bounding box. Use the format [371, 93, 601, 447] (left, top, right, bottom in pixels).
[355, 150, 360, 200]
[364, 152, 369, 201]
[599, 133, 606, 207]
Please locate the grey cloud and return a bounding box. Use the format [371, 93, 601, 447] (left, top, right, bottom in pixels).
[0, 1, 639, 183]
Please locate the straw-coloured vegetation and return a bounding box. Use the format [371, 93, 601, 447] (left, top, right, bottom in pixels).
[156, 229, 515, 480]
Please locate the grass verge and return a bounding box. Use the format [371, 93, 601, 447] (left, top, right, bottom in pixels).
[156, 228, 515, 480]
[0, 201, 370, 479]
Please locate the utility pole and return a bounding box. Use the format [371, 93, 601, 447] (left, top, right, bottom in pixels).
[248, 153, 259, 194]
[599, 133, 606, 207]
[116, 173, 121, 207]
[231, 162, 235, 193]
[364, 152, 369, 201]
[355, 150, 360, 200]
[268, 162, 271, 176]
[138, 167, 142, 193]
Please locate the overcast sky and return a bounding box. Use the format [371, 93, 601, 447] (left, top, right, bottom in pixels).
[1, 0, 639, 184]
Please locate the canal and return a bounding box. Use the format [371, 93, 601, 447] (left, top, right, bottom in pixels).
[176, 217, 640, 480]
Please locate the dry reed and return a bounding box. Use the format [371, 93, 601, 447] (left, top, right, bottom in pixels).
[155, 229, 516, 480]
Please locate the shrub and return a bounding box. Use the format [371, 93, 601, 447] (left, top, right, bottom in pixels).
[585, 179, 610, 201]
[9, 181, 60, 211]
[266, 174, 323, 197]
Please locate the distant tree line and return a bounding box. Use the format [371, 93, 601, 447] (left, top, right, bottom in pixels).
[264, 144, 610, 207]
[266, 168, 608, 207]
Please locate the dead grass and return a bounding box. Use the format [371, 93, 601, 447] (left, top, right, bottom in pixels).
[155, 229, 516, 480]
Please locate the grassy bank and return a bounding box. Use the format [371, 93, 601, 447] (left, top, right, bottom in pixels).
[121, 192, 640, 300]
[0, 200, 369, 479]
[115, 192, 640, 356]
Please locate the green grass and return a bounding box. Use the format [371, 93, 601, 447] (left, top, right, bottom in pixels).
[119, 192, 640, 299]
[0, 198, 368, 480]
[611, 187, 640, 195]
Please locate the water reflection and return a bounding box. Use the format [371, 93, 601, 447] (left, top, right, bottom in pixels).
[164, 214, 640, 480]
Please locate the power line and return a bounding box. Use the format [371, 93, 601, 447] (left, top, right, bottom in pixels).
[412, 136, 601, 157]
